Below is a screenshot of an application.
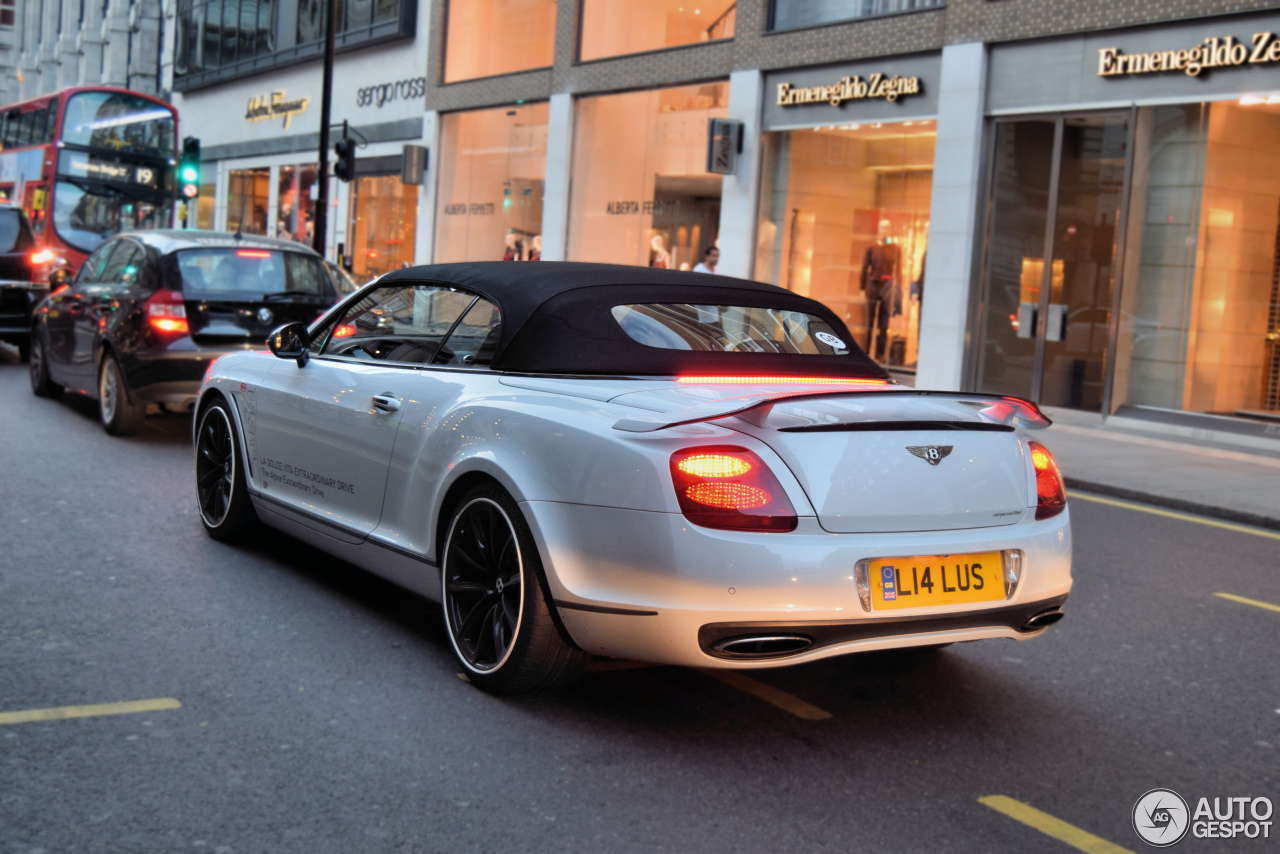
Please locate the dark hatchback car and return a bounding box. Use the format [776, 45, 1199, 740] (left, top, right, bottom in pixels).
[30, 230, 339, 435]
[0, 203, 42, 360]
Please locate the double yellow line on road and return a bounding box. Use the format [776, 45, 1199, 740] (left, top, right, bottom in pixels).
[1068, 491, 1280, 541]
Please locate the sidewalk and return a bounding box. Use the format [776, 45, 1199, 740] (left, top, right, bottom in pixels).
[1039, 406, 1280, 531]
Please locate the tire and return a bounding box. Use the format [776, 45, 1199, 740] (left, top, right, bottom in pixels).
[98, 353, 145, 436]
[28, 331, 61, 398]
[442, 483, 588, 694]
[194, 399, 257, 541]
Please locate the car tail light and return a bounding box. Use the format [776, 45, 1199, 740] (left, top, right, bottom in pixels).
[670, 446, 797, 532]
[1028, 441, 1066, 520]
[333, 324, 356, 338]
[145, 288, 189, 336]
[30, 248, 55, 265]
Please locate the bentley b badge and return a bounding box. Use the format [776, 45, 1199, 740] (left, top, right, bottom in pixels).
[907, 445, 953, 465]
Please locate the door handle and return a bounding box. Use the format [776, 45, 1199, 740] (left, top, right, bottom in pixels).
[370, 394, 401, 414]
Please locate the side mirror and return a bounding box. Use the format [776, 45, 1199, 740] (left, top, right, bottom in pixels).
[267, 322, 311, 367]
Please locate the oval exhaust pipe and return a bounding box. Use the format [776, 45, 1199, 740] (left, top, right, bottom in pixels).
[712, 635, 813, 659]
[1023, 608, 1064, 631]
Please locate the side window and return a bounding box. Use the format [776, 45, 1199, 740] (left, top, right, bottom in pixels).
[74, 241, 117, 285]
[437, 297, 502, 367]
[99, 242, 144, 287]
[320, 285, 480, 366]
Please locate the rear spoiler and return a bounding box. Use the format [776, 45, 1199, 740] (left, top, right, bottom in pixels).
[612, 390, 1052, 434]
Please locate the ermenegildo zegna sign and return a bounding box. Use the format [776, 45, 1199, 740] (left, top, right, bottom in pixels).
[1098, 33, 1280, 77]
[986, 11, 1280, 114]
[775, 74, 922, 106]
[762, 54, 940, 131]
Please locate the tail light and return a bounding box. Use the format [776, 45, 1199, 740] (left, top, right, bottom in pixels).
[145, 288, 189, 336]
[1028, 441, 1066, 520]
[30, 248, 56, 265]
[670, 446, 797, 532]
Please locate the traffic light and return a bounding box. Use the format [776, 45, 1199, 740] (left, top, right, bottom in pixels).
[334, 138, 356, 183]
[179, 137, 201, 199]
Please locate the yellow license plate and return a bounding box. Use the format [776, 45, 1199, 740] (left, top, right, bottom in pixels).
[871, 552, 1005, 610]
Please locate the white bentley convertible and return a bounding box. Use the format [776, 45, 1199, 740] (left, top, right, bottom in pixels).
[194, 262, 1072, 693]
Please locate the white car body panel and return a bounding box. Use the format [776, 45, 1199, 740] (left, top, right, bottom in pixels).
[199, 348, 1073, 669]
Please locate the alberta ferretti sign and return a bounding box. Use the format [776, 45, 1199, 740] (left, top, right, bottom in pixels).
[776, 74, 922, 106]
[1098, 32, 1280, 77]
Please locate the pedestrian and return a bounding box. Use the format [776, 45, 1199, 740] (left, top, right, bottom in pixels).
[693, 245, 719, 274]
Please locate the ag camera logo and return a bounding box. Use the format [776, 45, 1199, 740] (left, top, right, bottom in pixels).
[1133, 789, 1189, 847]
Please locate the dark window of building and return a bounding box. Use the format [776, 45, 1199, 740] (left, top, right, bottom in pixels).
[770, 0, 943, 31]
[1, 0, 16, 27]
[174, 0, 414, 91]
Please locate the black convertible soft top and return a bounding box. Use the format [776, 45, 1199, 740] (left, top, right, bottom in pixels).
[375, 261, 888, 379]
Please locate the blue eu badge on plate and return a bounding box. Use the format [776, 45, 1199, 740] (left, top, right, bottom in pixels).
[881, 566, 896, 601]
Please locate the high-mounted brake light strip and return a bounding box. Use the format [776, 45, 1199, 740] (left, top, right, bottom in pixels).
[676, 376, 890, 386]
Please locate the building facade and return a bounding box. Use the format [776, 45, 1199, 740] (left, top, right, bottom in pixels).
[163, 0, 430, 279]
[163, 0, 1280, 435]
[1, 0, 164, 105]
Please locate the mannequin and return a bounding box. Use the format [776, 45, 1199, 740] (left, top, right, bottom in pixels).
[860, 218, 901, 362]
[649, 234, 671, 269]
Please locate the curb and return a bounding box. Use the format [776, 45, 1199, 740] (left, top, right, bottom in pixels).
[1065, 478, 1280, 533]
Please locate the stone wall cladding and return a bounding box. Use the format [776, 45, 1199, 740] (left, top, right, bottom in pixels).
[422, 0, 1274, 113]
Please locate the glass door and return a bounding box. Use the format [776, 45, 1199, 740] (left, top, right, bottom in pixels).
[976, 112, 1131, 411]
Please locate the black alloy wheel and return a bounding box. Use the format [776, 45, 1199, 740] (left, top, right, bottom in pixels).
[195, 401, 254, 540]
[28, 331, 60, 398]
[442, 484, 588, 693]
[444, 497, 524, 672]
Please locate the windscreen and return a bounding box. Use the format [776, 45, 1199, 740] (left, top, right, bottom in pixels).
[53, 183, 173, 254]
[61, 92, 176, 157]
[612, 304, 853, 356]
[176, 249, 331, 299]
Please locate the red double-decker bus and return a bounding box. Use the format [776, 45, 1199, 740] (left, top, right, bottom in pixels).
[0, 86, 178, 280]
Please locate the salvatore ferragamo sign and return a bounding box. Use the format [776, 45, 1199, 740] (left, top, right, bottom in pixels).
[245, 90, 311, 129]
[776, 73, 922, 107]
[1098, 32, 1280, 77]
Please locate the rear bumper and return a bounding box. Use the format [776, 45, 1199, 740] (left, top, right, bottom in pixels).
[124, 346, 258, 405]
[521, 500, 1073, 668]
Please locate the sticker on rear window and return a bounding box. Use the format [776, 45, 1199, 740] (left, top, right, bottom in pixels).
[816, 331, 846, 349]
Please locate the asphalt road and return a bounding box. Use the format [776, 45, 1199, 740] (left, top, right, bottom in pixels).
[1, 346, 1277, 854]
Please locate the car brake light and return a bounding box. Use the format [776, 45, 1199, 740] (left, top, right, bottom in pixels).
[1029, 441, 1066, 520]
[145, 288, 189, 336]
[30, 248, 55, 265]
[676, 376, 889, 386]
[670, 446, 797, 532]
[333, 324, 356, 338]
[236, 250, 272, 258]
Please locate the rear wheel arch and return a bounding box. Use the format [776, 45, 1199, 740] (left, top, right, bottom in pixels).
[434, 471, 583, 655]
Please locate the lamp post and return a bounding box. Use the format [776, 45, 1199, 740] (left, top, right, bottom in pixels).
[312, 0, 339, 257]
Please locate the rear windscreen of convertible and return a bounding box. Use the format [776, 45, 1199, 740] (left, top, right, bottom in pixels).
[612, 304, 852, 356]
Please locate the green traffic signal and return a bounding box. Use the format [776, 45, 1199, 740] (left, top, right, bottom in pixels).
[179, 164, 199, 184]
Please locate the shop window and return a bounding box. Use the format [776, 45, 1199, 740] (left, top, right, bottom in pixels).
[755, 121, 934, 369]
[580, 0, 736, 62]
[435, 103, 548, 262]
[226, 167, 270, 235]
[569, 83, 728, 271]
[443, 0, 556, 83]
[1113, 101, 1280, 419]
[770, 0, 944, 31]
[348, 174, 419, 279]
[196, 181, 217, 230]
[276, 164, 319, 244]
